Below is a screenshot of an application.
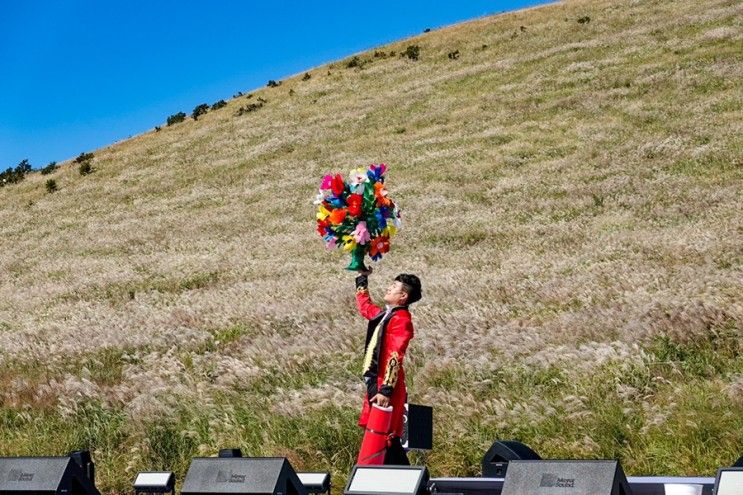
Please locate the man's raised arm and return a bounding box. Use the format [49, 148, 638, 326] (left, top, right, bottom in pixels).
[355, 271, 383, 320]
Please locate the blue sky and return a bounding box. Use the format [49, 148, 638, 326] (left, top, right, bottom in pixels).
[0, 1, 550, 169]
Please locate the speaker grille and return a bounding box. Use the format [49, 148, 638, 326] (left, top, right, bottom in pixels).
[502, 460, 623, 495]
[182, 458, 304, 495]
[0, 457, 72, 493]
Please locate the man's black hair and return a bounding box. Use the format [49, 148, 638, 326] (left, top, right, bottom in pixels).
[395, 273, 422, 305]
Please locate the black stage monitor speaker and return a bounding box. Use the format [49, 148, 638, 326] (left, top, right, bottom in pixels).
[0, 456, 101, 495]
[501, 460, 631, 495]
[219, 449, 244, 458]
[69, 449, 95, 487]
[402, 404, 433, 450]
[482, 441, 541, 477]
[182, 457, 307, 495]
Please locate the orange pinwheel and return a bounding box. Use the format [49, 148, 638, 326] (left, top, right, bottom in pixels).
[374, 182, 392, 207]
[329, 208, 348, 225]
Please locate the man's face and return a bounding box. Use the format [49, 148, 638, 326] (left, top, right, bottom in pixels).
[384, 281, 409, 306]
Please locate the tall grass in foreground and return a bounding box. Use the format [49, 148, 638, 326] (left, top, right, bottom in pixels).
[1, 334, 740, 493]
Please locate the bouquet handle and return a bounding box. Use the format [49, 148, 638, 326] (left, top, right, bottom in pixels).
[346, 247, 368, 271]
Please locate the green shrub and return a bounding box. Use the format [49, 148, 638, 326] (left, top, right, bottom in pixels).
[578, 16, 591, 24]
[40, 161, 57, 175]
[302, 72, 311, 81]
[346, 56, 363, 69]
[0, 159, 32, 187]
[448, 50, 460, 60]
[235, 102, 264, 116]
[16, 159, 32, 174]
[74, 152, 94, 176]
[166, 112, 187, 126]
[267, 80, 281, 88]
[192, 104, 209, 121]
[45, 179, 58, 193]
[154, 126, 161, 132]
[211, 100, 227, 111]
[402, 45, 420, 60]
[75, 152, 94, 164]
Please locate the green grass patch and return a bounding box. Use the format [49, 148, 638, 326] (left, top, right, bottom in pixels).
[0, 394, 365, 494]
[419, 351, 742, 476]
[648, 328, 742, 378]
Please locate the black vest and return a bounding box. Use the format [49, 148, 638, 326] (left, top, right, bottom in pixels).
[362, 306, 406, 394]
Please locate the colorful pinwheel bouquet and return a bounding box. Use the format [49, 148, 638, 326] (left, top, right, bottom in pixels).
[315, 164, 401, 270]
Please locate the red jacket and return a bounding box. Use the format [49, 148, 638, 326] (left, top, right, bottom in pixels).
[355, 278, 414, 438]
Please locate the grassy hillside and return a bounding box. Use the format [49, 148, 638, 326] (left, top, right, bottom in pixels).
[1, 0, 741, 492]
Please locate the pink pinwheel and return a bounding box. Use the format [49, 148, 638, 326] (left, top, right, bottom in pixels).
[320, 175, 333, 190]
[351, 221, 371, 245]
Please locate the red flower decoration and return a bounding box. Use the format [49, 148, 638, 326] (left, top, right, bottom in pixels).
[331, 174, 345, 197]
[316, 218, 330, 235]
[347, 194, 363, 217]
[329, 208, 348, 225]
[369, 235, 390, 257]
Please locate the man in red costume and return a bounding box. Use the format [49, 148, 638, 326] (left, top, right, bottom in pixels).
[355, 269, 422, 465]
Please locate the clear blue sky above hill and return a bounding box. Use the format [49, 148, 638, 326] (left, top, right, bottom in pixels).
[0, 1, 549, 169]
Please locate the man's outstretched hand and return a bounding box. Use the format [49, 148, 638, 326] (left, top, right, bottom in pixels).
[357, 267, 373, 276]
